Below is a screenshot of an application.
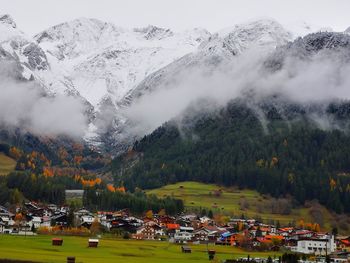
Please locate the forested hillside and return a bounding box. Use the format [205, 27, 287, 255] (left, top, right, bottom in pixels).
[112, 99, 350, 214]
[0, 134, 184, 215]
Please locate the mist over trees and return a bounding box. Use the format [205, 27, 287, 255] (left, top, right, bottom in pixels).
[112, 100, 350, 214]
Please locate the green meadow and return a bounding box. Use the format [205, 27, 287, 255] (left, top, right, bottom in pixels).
[147, 181, 336, 229]
[0, 153, 16, 176]
[0, 235, 280, 263]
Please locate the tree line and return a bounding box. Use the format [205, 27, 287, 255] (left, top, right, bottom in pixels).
[83, 187, 184, 215]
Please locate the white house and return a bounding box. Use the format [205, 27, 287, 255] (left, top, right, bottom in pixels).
[81, 215, 95, 225]
[41, 216, 51, 227]
[291, 236, 336, 255]
[179, 226, 194, 233]
[0, 222, 5, 233]
[30, 217, 42, 229]
[174, 231, 193, 242]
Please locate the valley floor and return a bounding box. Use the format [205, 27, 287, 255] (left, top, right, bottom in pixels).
[0, 235, 280, 263]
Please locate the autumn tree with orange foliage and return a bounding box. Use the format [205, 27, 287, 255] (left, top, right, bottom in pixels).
[145, 210, 153, 219]
[14, 213, 25, 231]
[330, 178, 337, 191]
[81, 178, 102, 187]
[43, 167, 54, 177]
[9, 147, 22, 160]
[106, 184, 125, 193]
[297, 219, 305, 229]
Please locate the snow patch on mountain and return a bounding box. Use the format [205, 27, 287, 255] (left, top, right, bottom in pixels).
[0, 14, 16, 29]
[123, 19, 292, 105]
[35, 18, 211, 110]
[217, 18, 292, 53]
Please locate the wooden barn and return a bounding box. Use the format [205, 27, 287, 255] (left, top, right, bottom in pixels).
[52, 238, 63, 246]
[88, 239, 99, 248]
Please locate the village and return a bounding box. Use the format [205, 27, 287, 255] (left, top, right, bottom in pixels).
[1, 202, 350, 263]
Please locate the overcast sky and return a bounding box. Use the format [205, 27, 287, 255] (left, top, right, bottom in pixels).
[1, 0, 349, 35]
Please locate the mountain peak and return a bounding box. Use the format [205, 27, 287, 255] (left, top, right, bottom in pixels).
[205, 18, 292, 55]
[218, 18, 285, 37]
[34, 17, 112, 43]
[134, 25, 173, 40]
[0, 14, 16, 28]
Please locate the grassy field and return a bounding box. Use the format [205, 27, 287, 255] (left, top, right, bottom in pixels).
[147, 182, 336, 230]
[0, 235, 280, 263]
[0, 153, 16, 175]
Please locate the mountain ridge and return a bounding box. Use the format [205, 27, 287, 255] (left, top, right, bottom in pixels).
[0, 14, 343, 153]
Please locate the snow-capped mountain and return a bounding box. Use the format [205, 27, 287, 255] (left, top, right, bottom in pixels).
[35, 18, 211, 109]
[0, 14, 340, 153]
[100, 19, 295, 152]
[0, 14, 83, 98]
[0, 14, 49, 77]
[122, 19, 292, 105]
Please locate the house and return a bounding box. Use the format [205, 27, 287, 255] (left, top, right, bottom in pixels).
[290, 235, 336, 255]
[250, 225, 271, 237]
[174, 231, 193, 243]
[113, 217, 141, 233]
[0, 215, 10, 227]
[30, 216, 42, 229]
[177, 215, 197, 227]
[220, 232, 235, 245]
[75, 209, 91, 217]
[199, 216, 213, 224]
[166, 223, 180, 237]
[47, 204, 58, 211]
[51, 213, 67, 226]
[180, 226, 194, 233]
[340, 239, 350, 248]
[193, 226, 221, 243]
[135, 222, 164, 240]
[193, 228, 211, 242]
[330, 252, 350, 263]
[289, 230, 314, 240]
[278, 227, 294, 237]
[338, 238, 350, 251]
[156, 215, 175, 227]
[80, 215, 95, 228]
[0, 222, 5, 233]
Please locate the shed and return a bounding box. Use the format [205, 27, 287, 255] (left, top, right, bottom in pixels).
[208, 250, 216, 260]
[52, 238, 63, 246]
[181, 246, 191, 253]
[88, 239, 99, 248]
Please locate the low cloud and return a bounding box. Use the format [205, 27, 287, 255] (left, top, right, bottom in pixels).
[0, 62, 88, 138]
[122, 47, 350, 136]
